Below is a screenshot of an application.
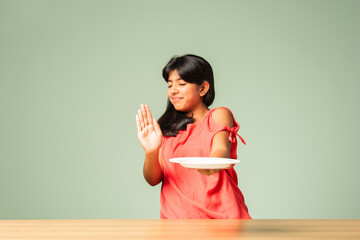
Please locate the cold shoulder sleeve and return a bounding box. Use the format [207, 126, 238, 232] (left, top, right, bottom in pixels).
[209, 107, 247, 146]
[222, 124, 247, 145]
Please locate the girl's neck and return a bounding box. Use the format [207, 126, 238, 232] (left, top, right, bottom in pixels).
[186, 105, 210, 123]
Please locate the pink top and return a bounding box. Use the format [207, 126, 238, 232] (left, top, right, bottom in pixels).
[160, 106, 252, 219]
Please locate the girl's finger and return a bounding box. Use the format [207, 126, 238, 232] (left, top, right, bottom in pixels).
[145, 105, 153, 125]
[153, 118, 162, 135]
[138, 109, 145, 129]
[148, 123, 154, 132]
[143, 124, 148, 135]
[136, 114, 142, 133]
[226, 164, 235, 169]
[141, 104, 149, 126]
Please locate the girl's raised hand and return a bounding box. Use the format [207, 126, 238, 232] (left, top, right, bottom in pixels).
[136, 104, 163, 154]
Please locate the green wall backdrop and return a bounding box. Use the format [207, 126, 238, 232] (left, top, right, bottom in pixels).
[1, 0, 359, 219]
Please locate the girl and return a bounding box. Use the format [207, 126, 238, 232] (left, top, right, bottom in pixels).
[136, 54, 251, 219]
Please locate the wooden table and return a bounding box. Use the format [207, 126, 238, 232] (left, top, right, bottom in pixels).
[0, 219, 359, 239]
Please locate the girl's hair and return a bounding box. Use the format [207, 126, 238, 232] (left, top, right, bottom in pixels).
[158, 54, 215, 137]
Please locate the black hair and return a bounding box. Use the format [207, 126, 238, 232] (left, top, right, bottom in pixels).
[158, 54, 215, 137]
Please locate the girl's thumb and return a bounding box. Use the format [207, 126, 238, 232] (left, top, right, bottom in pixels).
[153, 118, 161, 134]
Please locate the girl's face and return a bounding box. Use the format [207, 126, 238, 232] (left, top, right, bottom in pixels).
[167, 69, 207, 112]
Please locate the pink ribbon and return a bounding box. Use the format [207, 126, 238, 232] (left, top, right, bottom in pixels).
[226, 125, 247, 145]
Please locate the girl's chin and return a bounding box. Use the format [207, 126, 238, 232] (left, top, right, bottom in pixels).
[173, 105, 187, 112]
[174, 106, 184, 111]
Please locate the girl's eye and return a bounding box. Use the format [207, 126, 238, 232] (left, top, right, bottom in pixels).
[167, 83, 186, 88]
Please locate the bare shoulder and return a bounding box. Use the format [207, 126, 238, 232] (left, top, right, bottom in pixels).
[211, 107, 234, 128]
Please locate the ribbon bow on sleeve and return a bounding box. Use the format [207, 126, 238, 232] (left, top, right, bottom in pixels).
[226, 125, 247, 145]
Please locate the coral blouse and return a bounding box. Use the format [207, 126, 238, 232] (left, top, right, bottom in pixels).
[160, 106, 252, 219]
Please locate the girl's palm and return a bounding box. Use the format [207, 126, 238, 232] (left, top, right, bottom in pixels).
[136, 104, 163, 153]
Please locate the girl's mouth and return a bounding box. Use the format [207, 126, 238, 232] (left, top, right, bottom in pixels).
[172, 98, 182, 102]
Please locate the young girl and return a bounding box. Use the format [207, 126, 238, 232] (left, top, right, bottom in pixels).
[136, 54, 251, 219]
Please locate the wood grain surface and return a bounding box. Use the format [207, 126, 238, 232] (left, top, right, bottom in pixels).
[0, 219, 359, 239]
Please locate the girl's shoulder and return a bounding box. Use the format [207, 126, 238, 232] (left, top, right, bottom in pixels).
[210, 106, 235, 129]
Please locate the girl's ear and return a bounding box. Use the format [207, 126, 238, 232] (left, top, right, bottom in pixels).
[199, 81, 210, 97]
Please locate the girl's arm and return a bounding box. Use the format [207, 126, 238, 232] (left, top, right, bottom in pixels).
[197, 107, 234, 175]
[209, 107, 233, 158]
[136, 104, 164, 186]
[143, 147, 164, 186]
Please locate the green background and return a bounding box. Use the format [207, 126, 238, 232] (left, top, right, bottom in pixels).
[1, 0, 359, 219]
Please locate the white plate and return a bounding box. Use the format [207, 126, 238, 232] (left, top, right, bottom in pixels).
[169, 157, 240, 169]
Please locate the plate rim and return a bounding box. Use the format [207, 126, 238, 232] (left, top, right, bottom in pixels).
[169, 157, 240, 164]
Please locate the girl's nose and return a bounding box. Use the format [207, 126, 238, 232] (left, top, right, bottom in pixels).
[170, 86, 179, 94]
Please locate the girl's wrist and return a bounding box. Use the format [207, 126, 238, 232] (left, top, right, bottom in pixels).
[145, 148, 159, 157]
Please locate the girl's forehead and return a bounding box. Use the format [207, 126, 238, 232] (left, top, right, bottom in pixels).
[168, 69, 184, 80]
